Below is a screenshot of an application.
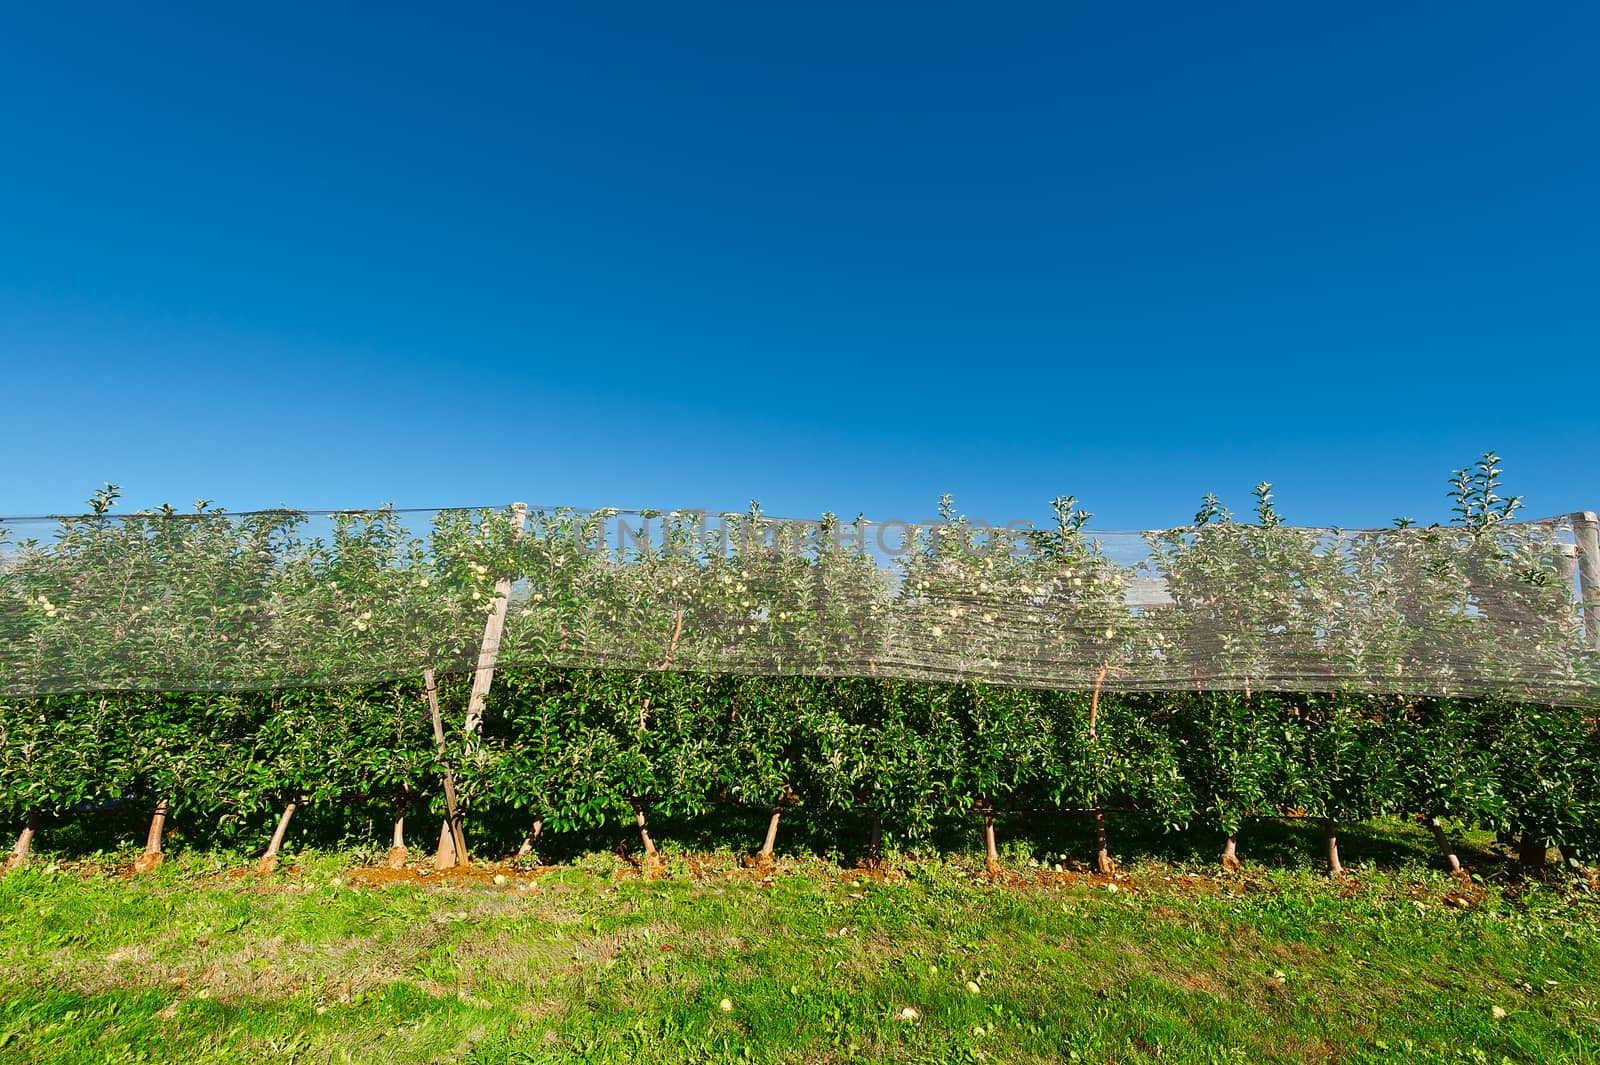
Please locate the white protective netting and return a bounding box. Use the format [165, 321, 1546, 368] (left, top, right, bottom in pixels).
[1, 502, 1596, 703]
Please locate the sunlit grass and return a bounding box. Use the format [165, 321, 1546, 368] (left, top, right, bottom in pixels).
[3, 826, 1599, 1063]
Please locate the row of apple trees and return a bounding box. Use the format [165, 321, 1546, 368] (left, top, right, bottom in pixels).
[3, 664, 1596, 875]
[2, 457, 1597, 873]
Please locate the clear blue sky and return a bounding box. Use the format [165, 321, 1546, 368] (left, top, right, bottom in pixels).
[3, 3, 1596, 530]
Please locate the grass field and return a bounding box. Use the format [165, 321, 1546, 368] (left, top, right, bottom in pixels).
[2, 818, 1599, 1064]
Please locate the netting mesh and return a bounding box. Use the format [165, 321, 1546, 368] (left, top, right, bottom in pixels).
[1, 503, 1596, 703]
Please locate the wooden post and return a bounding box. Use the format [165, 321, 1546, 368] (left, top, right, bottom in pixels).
[1573, 512, 1600, 651]
[1425, 815, 1462, 875]
[1554, 544, 1579, 596]
[463, 502, 529, 738]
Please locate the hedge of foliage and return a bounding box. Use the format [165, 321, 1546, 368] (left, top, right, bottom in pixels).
[4, 671, 1599, 874]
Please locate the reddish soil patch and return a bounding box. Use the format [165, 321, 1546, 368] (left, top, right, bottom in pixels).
[344, 860, 550, 889]
[741, 852, 777, 873]
[838, 864, 906, 885]
[168, 849, 1556, 913]
[609, 855, 670, 882]
[969, 862, 1292, 898]
[719, 855, 780, 886]
[113, 855, 167, 879]
[980, 865, 1142, 893]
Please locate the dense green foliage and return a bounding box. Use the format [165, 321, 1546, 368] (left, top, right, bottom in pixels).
[4, 671, 1600, 866]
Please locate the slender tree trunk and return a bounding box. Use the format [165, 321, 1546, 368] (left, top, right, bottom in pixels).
[1089, 666, 1115, 876]
[1323, 817, 1344, 878]
[756, 806, 782, 867]
[1426, 816, 1463, 875]
[981, 807, 1001, 877]
[631, 797, 664, 877]
[1519, 832, 1548, 874]
[1093, 807, 1116, 875]
[1221, 831, 1240, 874]
[132, 798, 169, 874]
[425, 669, 469, 869]
[516, 819, 543, 860]
[257, 801, 297, 875]
[388, 812, 408, 869]
[387, 784, 410, 869]
[5, 809, 40, 872]
[622, 609, 683, 882]
[868, 811, 882, 867]
[144, 797, 168, 852]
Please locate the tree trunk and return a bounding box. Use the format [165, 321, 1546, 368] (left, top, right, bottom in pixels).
[632, 798, 664, 877]
[257, 801, 297, 875]
[387, 812, 408, 869]
[1519, 832, 1548, 874]
[1221, 831, 1240, 874]
[1426, 816, 1463, 875]
[5, 809, 40, 872]
[868, 811, 882, 867]
[516, 819, 543, 860]
[132, 798, 169, 874]
[756, 806, 782, 868]
[1093, 807, 1115, 875]
[1323, 818, 1344, 878]
[425, 668, 469, 869]
[1089, 666, 1115, 876]
[981, 807, 1001, 877]
[386, 784, 411, 869]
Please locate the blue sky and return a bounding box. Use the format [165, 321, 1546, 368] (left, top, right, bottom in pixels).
[2, 2, 1596, 530]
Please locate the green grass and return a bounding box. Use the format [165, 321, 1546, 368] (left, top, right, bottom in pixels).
[2, 822, 1599, 1064]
